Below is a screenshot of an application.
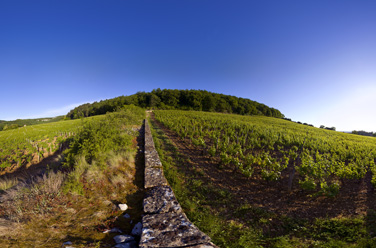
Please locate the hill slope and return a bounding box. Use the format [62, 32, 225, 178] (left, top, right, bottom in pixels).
[150, 110, 376, 247]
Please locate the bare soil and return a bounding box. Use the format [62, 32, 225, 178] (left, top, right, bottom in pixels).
[151, 114, 376, 221]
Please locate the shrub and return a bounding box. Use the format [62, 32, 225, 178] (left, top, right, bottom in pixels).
[319, 181, 340, 197]
[299, 177, 317, 191]
[63, 106, 144, 169]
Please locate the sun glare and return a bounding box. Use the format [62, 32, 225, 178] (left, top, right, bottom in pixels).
[321, 84, 376, 131]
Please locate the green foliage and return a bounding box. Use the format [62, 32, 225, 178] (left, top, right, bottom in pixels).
[299, 177, 317, 191]
[66, 89, 284, 119]
[2, 124, 20, 131]
[319, 182, 340, 197]
[352, 130, 376, 137]
[149, 119, 264, 247]
[149, 115, 376, 247]
[0, 106, 145, 246]
[62, 155, 88, 194]
[0, 118, 83, 170]
[63, 105, 145, 168]
[154, 110, 376, 193]
[0, 116, 64, 131]
[312, 218, 367, 242]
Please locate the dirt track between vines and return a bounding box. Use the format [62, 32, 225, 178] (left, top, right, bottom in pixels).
[151, 114, 376, 220]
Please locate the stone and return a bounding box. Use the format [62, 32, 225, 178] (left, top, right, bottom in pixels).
[143, 186, 182, 214]
[189, 243, 219, 248]
[144, 167, 168, 189]
[114, 241, 137, 248]
[113, 235, 135, 244]
[62, 241, 73, 247]
[103, 227, 123, 233]
[131, 222, 142, 236]
[145, 150, 163, 168]
[139, 212, 211, 248]
[118, 203, 128, 211]
[123, 213, 131, 219]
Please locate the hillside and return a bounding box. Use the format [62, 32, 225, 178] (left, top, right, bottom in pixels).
[150, 110, 376, 247]
[66, 89, 284, 119]
[0, 116, 65, 131]
[1, 105, 376, 246]
[0, 106, 145, 247]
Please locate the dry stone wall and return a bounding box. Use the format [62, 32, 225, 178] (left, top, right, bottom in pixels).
[141, 120, 217, 248]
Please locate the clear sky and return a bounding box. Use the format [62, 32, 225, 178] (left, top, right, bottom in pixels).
[1, 0, 375, 131]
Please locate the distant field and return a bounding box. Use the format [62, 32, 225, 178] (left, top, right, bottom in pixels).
[154, 110, 376, 194]
[0, 116, 65, 131]
[0, 116, 102, 172]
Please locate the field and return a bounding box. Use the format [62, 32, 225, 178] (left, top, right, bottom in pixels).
[151, 110, 376, 247]
[2, 106, 376, 247]
[154, 110, 376, 194]
[0, 118, 86, 174]
[0, 116, 65, 131]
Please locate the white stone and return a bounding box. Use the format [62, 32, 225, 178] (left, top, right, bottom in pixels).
[123, 213, 131, 219]
[118, 203, 128, 211]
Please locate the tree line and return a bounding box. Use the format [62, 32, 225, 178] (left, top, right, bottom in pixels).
[352, 130, 376, 137]
[66, 89, 284, 119]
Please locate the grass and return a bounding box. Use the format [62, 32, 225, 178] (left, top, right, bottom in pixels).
[149, 117, 376, 248]
[0, 177, 18, 192]
[0, 146, 142, 247]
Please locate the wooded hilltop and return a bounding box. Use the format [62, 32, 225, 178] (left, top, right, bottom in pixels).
[66, 89, 284, 119]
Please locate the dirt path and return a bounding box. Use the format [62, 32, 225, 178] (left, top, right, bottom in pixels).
[151, 113, 376, 220]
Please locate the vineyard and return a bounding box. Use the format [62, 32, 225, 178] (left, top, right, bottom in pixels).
[0, 118, 94, 173]
[154, 110, 376, 196]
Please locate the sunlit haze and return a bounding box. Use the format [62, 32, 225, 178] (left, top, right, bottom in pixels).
[1, 0, 375, 132]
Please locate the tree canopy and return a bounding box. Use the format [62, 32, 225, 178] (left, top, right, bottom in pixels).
[66, 89, 284, 119]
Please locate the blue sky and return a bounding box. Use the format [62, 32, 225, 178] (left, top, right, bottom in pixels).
[1, 0, 375, 131]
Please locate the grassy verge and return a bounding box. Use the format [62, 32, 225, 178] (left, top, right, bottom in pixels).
[149, 117, 376, 248]
[0, 105, 145, 247]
